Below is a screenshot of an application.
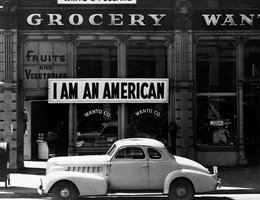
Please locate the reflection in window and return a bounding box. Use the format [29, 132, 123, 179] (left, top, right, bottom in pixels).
[196, 41, 236, 92]
[76, 104, 118, 150]
[245, 40, 260, 79]
[196, 96, 236, 146]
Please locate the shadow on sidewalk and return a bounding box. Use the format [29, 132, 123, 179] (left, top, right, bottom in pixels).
[219, 165, 260, 189]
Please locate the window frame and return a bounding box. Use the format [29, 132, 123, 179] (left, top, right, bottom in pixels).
[114, 146, 146, 160]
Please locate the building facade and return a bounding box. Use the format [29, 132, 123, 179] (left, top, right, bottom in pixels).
[1, 0, 260, 169]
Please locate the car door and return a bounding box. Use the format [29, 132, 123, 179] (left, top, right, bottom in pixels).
[108, 146, 149, 191]
[147, 147, 174, 190]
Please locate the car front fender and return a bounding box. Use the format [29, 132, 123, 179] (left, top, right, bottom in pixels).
[42, 171, 107, 196]
[163, 169, 218, 194]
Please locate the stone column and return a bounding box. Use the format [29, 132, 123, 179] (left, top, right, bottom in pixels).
[64, 34, 78, 156]
[236, 36, 247, 165]
[115, 35, 129, 139]
[174, 0, 194, 159]
[2, 30, 18, 169]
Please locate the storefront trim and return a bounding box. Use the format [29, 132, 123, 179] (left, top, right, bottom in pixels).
[196, 93, 237, 96]
[197, 145, 238, 152]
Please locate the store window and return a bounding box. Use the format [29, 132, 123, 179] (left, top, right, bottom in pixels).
[196, 96, 236, 146]
[76, 42, 118, 154]
[244, 40, 260, 164]
[126, 42, 168, 145]
[196, 40, 237, 146]
[196, 41, 236, 92]
[245, 40, 260, 79]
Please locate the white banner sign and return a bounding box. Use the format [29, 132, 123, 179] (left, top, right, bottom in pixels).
[57, 0, 136, 4]
[48, 78, 169, 103]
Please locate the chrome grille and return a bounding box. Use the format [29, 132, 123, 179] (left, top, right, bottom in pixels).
[67, 165, 104, 173]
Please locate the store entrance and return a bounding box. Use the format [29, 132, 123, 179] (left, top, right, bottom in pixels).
[31, 101, 68, 160]
[244, 93, 260, 165]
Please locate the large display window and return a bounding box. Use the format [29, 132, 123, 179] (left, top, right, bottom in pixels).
[244, 40, 260, 164]
[75, 41, 169, 154]
[196, 40, 237, 146]
[76, 42, 118, 154]
[126, 42, 168, 145]
[196, 41, 236, 92]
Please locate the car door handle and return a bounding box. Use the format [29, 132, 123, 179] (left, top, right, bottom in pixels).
[141, 164, 148, 167]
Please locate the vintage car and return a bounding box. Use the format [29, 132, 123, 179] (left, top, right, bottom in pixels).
[77, 121, 118, 148]
[38, 138, 221, 200]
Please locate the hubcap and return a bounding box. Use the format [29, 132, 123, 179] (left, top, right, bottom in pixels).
[60, 188, 70, 198]
[176, 186, 187, 198]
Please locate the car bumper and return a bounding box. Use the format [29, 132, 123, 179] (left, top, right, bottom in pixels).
[212, 173, 221, 189]
[38, 178, 47, 195]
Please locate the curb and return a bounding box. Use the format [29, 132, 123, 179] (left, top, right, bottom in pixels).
[1, 188, 260, 198]
[0, 187, 44, 198]
[208, 187, 260, 194]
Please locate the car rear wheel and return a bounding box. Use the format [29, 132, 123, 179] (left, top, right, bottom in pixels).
[51, 181, 79, 200]
[168, 178, 194, 200]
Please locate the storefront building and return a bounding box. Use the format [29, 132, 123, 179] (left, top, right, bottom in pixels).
[2, 0, 260, 169]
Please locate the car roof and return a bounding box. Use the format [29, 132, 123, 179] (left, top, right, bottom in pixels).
[102, 121, 118, 127]
[114, 138, 165, 149]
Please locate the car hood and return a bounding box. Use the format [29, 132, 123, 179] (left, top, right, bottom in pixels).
[174, 155, 209, 174]
[49, 155, 111, 165]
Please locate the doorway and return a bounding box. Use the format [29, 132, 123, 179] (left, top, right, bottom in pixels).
[31, 101, 68, 160]
[244, 94, 260, 165]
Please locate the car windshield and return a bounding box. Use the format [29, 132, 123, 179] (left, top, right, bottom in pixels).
[106, 143, 117, 156]
[97, 124, 105, 133]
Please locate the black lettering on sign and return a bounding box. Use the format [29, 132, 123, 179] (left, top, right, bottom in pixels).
[149, 83, 156, 98]
[103, 82, 111, 99]
[83, 82, 99, 99]
[60, 82, 78, 99]
[111, 82, 120, 99]
[141, 82, 148, 99]
[53, 82, 57, 99]
[121, 82, 127, 99]
[128, 82, 136, 99]
[157, 82, 165, 99]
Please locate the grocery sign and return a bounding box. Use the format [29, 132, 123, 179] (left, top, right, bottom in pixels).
[193, 10, 260, 30]
[48, 78, 169, 103]
[57, 0, 137, 4]
[18, 9, 174, 31]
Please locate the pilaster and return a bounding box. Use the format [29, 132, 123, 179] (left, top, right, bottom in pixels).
[115, 35, 129, 139]
[174, 0, 194, 159]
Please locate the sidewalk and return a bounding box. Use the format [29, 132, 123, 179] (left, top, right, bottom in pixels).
[0, 161, 260, 198]
[214, 165, 260, 194]
[0, 161, 46, 198]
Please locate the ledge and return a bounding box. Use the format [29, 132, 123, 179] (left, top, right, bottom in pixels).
[197, 145, 238, 152]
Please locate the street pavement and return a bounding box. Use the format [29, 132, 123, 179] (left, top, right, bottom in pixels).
[0, 161, 260, 198]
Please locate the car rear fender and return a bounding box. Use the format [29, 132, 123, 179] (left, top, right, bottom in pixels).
[163, 169, 218, 194]
[43, 171, 108, 196]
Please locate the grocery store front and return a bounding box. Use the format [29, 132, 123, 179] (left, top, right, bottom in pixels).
[18, 0, 176, 160]
[193, 9, 260, 166]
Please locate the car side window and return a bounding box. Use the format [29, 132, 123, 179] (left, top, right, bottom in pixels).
[148, 148, 162, 159]
[102, 126, 117, 136]
[115, 147, 145, 159]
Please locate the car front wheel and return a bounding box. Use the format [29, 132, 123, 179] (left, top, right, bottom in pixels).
[51, 181, 79, 200]
[168, 178, 194, 200]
